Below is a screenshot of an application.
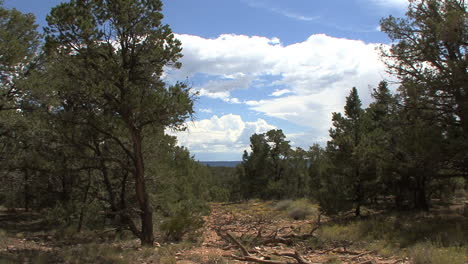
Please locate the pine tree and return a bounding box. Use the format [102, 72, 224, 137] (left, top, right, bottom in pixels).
[324, 87, 371, 216]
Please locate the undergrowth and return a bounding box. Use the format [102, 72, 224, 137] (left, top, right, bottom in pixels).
[311, 211, 468, 264]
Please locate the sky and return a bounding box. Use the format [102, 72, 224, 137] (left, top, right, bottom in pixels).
[5, 0, 408, 161]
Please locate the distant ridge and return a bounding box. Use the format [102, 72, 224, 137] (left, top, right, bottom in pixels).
[199, 161, 241, 167]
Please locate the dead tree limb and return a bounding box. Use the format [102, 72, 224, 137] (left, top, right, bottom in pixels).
[223, 232, 322, 264]
[226, 232, 250, 257]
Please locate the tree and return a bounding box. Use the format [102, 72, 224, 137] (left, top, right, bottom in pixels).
[0, 2, 41, 211]
[0, 2, 39, 111]
[265, 129, 291, 199]
[324, 87, 375, 216]
[44, 0, 193, 246]
[364, 81, 400, 206]
[380, 0, 467, 172]
[239, 133, 270, 199]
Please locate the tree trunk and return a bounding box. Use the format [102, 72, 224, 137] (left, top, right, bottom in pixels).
[78, 169, 92, 232]
[23, 169, 30, 211]
[131, 128, 154, 247]
[355, 203, 361, 217]
[414, 175, 429, 211]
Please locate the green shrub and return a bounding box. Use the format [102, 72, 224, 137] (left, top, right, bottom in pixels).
[160, 205, 204, 242]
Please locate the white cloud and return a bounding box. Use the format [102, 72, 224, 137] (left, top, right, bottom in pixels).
[199, 108, 213, 113]
[270, 89, 292, 97]
[170, 33, 393, 138]
[198, 89, 242, 104]
[162, 32, 402, 160]
[170, 114, 276, 157]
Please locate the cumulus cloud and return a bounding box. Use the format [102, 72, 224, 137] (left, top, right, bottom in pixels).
[174, 33, 388, 94]
[170, 114, 276, 158]
[170, 33, 392, 137]
[171, 34, 281, 79]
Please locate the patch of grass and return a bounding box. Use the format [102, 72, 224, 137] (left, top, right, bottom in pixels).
[0, 229, 7, 239]
[188, 252, 231, 264]
[409, 242, 467, 264]
[158, 256, 177, 264]
[61, 243, 126, 264]
[318, 213, 467, 248]
[318, 224, 358, 244]
[274, 200, 293, 211]
[153, 242, 195, 263]
[274, 199, 318, 220]
[313, 211, 468, 263]
[367, 240, 400, 258]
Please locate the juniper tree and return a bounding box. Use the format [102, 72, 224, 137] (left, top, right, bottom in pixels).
[380, 0, 467, 175]
[44, 0, 193, 246]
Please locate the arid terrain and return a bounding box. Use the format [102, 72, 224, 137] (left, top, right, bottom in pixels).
[2, 200, 466, 264]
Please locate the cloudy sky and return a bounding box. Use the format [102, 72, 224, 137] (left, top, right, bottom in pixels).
[6, 0, 408, 161]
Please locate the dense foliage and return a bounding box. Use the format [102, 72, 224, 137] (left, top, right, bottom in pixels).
[0, 0, 212, 246]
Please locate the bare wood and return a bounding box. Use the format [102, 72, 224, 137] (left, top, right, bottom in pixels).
[222, 231, 322, 264]
[274, 251, 320, 264]
[231, 254, 291, 264]
[356, 260, 376, 264]
[226, 232, 250, 257]
[350, 251, 374, 260]
[262, 237, 294, 246]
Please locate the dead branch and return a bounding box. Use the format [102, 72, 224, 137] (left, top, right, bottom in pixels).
[222, 231, 322, 264]
[226, 232, 250, 256]
[350, 251, 375, 260]
[356, 260, 376, 264]
[230, 254, 291, 264]
[273, 251, 321, 264]
[309, 212, 322, 235]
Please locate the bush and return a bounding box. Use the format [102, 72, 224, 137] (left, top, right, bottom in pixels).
[287, 199, 317, 220]
[160, 204, 205, 242]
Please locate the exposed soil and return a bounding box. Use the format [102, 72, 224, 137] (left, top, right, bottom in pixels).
[174, 202, 412, 264]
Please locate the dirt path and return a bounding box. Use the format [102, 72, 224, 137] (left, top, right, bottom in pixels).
[175, 203, 412, 264]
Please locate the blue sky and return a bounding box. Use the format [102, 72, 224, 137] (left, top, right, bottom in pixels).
[5, 0, 408, 161]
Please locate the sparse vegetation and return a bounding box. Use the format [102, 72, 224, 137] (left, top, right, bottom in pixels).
[409, 242, 466, 264]
[0, 0, 466, 263]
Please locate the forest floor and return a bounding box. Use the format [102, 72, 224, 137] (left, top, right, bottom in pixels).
[0, 200, 467, 264]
